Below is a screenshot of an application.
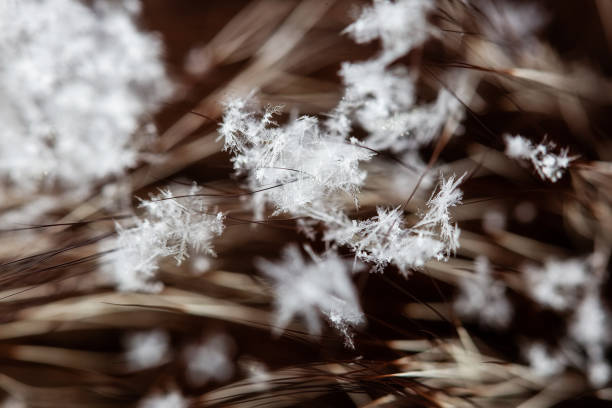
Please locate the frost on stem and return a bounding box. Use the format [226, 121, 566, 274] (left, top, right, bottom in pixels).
[325, 207, 443, 275]
[218, 0, 467, 278]
[102, 185, 225, 292]
[218, 97, 465, 276]
[325, 174, 465, 276]
[454, 256, 513, 328]
[504, 134, 576, 182]
[256, 245, 364, 348]
[0, 0, 172, 191]
[218, 97, 374, 218]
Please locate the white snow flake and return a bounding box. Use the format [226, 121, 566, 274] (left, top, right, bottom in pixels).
[256, 245, 364, 347]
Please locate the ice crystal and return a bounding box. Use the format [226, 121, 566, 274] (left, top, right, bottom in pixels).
[257, 245, 364, 347]
[338, 0, 463, 154]
[102, 185, 225, 292]
[414, 173, 465, 249]
[343, 0, 434, 62]
[0, 0, 172, 190]
[504, 134, 576, 182]
[325, 207, 444, 275]
[338, 54, 462, 154]
[323, 174, 464, 275]
[364, 89, 463, 152]
[339, 60, 415, 126]
[219, 97, 374, 217]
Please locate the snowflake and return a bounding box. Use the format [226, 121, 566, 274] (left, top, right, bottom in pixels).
[0, 0, 172, 191]
[504, 134, 576, 182]
[326, 174, 465, 275]
[183, 333, 235, 386]
[102, 184, 225, 292]
[219, 96, 373, 217]
[454, 256, 513, 328]
[257, 245, 364, 348]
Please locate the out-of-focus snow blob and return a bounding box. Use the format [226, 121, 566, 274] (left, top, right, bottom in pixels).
[184, 333, 235, 386]
[523, 258, 588, 311]
[124, 330, 170, 371]
[257, 245, 364, 347]
[0, 0, 173, 191]
[139, 390, 187, 408]
[454, 256, 513, 328]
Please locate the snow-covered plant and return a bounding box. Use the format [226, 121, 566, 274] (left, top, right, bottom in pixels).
[102, 184, 225, 292]
[454, 256, 513, 328]
[523, 257, 588, 311]
[183, 333, 235, 386]
[256, 245, 364, 347]
[219, 97, 374, 217]
[0, 0, 172, 190]
[218, 0, 466, 277]
[104, 221, 170, 293]
[504, 134, 576, 182]
[124, 330, 170, 371]
[325, 174, 464, 275]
